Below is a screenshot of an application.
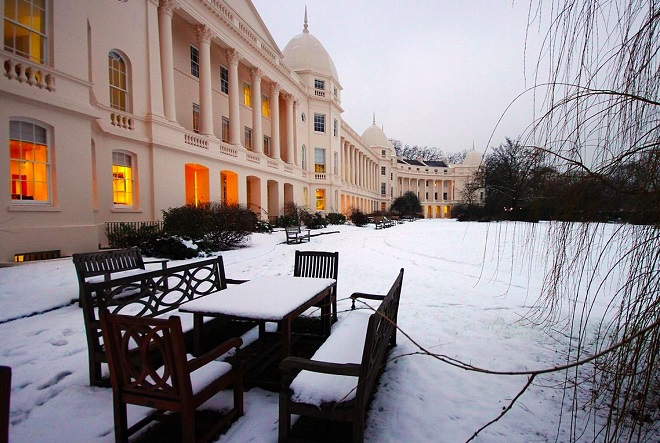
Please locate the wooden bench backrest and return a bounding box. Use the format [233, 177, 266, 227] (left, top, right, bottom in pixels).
[72, 246, 146, 282]
[355, 268, 404, 408]
[80, 256, 228, 386]
[293, 250, 339, 280]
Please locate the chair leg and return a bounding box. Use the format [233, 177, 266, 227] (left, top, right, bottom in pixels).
[234, 365, 244, 417]
[113, 399, 129, 443]
[181, 409, 195, 443]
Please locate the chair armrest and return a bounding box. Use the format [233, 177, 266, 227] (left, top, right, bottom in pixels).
[350, 292, 385, 310]
[144, 258, 169, 270]
[225, 278, 249, 285]
[280, 356, 361, 377]
[189, 337, 243, 371]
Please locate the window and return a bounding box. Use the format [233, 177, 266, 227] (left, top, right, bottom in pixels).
[108, 51, 128, 112]
[192, 103, 200, 133]
[243, 82, 251, 107]
[112, 151, 134, 206]
[244, 127, 252, 150]
[381, 166, 386, 175]
[262, 95, 270, 118]
[381, 183, 386, 196]
[9, 120, 49, 202]
[302, 186, 308, 207]
[314, 79, 325, 91]
[391, 172, 393, 180]
[301, 113, 306, 122]
[333, 118, 338, 137]
[190, 45, 199, 78]
[301, 145, 307, 171]
[381, 149, 386, 158]
[263, 135, 271, 156]
[220, 65, 228, 94]
[313, 113, 325, 133]
[333, 152, 338, 175]
[333, 87, 338, 98]
[315, 188, 325, 210]
[221, 117, 229, 142]
[443, 192, 448, 200]
[314, 148, 326, 173]
[4, 0, 48, 64]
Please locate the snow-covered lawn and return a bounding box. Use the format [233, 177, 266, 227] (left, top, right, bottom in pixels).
[0, 220, 616, 442]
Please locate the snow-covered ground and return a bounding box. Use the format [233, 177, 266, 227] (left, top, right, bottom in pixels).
[0, 219, 619, 442]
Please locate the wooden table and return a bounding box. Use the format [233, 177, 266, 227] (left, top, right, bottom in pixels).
[178, 276, 337, 360]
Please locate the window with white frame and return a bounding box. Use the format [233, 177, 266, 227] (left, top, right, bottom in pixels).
[333, 152, 338, 175]
[381, 183, 386, 195]
[4, 0, 48, 64]
[381, 166, 386, 175]
[192, 103, 200, 133]
[220, 65, 228, 94]
[112, 151, 135, 206]
[221, 117, 229, 142]
[244, 127, 252, 150]
[314, 148, 326, 173]
[313, 113, 325, 133]
[9, 119, 50, 203]
[314, 79, 325, 91]
[108, 51, 129, 112]
[263, 135, 271, 156]
[301, 145, 307, 171]
[243, 82, 251, 107]
[333, 118, 338, 137]
[190, 45, 199, 78]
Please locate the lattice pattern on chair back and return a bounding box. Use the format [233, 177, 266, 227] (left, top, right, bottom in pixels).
[102, 314, 190, 401]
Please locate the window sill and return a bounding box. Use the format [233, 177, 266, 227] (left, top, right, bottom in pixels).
[8, 204, 61, 212]
[111, 207, 142, 213]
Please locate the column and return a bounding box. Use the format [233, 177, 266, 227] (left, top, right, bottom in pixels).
[196, 25, 214, 136]
[226, 48, 241, 145]
[285, 94, 294, 164]
[251, 68, 263, 153]
[270, 83, 281, 159]
[158, 0, 178, 122]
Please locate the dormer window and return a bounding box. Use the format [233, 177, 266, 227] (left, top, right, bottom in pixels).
[314, 79, 325, 90]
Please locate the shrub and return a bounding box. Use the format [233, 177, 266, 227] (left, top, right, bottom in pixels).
[146, 236, 199, 260]
[162, 203, 254, 251]
[349, 207, 369, 227]
[276, 215, 297, 228]
[326, 212, 346, 225]
[301, 211, 328, 229]
[106, 223, 161, 250]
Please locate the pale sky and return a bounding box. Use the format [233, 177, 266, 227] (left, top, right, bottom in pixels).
[251, 0, 543, 156]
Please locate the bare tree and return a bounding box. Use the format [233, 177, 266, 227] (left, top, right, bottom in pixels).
[518, 1, 660, 441]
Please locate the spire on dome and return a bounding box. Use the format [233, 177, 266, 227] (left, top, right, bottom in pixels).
[303, 6, 309, 33]
[372, 112, 376, 125]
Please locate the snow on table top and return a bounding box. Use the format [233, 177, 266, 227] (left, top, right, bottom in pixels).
[178, 276, 336, 321]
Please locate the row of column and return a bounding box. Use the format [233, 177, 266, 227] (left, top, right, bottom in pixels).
[158, 1, 296, 164]
[399, 178, 455, 201]
[341, 140, 379, 192]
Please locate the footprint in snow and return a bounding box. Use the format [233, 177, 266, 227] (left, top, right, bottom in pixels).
[49, 339, 68, 347]
[37, 370, 72, 390]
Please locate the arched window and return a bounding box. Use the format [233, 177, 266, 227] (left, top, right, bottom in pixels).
[9, 119, 50, 203]
[112, 151, 135, 206]
[108, 51, 129, 112]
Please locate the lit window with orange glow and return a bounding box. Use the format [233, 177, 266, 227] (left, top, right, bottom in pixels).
[243, 82, 251, 107]
[112, 151, 134, 206]
[4, 0, 48, 64]
[262, 94, 270, 117]
[9, 120, 49, 202]
[315, 189, 325, 211]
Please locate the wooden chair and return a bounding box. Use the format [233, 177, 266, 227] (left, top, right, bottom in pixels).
[100, 313, 243, 443]
[294, 250, 339, 323]
[0, 366, 10, 443]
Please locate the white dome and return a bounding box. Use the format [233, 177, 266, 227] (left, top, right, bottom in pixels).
[362, 124, 393, 149]
[282, 24, 338, 80]
[463, 149, 483, 166]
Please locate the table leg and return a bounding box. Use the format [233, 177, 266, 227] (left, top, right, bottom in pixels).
[280, 318, 292, 360]
[193, 313, 203, 356]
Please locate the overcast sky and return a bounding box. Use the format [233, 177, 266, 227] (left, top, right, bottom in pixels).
[251, 0, 544, 156]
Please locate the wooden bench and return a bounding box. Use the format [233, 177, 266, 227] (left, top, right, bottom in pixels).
[373, 216, 395, 229]
[72, 246, 169, 304]
[279, 268, 404, 442]
[80, 256, 246, 387]
[285, 226, 311, 244]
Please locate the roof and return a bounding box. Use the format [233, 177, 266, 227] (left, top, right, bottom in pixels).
[282, 11, 339, 80]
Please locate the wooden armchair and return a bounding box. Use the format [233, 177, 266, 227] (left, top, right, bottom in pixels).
[294, 250, 339, 323]
[0, 366, 10, 443]
[100, 313, 243, 443]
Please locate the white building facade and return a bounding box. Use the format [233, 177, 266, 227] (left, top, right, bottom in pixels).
[0, 0, 479, 262]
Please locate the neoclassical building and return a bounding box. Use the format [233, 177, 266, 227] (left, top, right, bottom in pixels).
[0, 0, 480, 262]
